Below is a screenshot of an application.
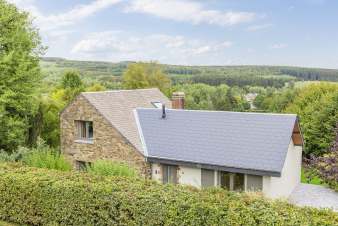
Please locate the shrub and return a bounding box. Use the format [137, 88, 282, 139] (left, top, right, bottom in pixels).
[87, 160, 137, 177]
[0, 163, 337, 226]
[0, 147, 30, 163]
[23, 150, 71, 172]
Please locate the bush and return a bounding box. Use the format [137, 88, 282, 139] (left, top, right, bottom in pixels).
[23, 150, 71, 172]
[87, 160, 137, 177]
[0, 146, 31, 163]
[0, 164, 336, 226]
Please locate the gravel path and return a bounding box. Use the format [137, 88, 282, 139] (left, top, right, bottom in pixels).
[289, 183, 338, 212]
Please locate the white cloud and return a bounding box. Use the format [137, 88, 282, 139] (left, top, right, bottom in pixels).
[270, 43, 288, 49]
[8, 0, 122, 31]
[246, 23, 272, 32]
[71, 31, 233, 64]
[125, 0, 256, 26]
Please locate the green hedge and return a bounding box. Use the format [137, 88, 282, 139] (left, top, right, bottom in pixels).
[0, 163, 337, 226]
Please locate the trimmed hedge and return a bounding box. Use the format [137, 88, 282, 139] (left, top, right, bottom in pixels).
[0, 163, 337, 226]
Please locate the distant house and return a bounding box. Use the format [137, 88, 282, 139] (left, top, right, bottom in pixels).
[61, 88, 303, 199]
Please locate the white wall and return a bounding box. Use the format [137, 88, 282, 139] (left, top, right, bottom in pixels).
[178, 166, 201, 188]
[151, 163, 162, 183]
[263, 140, 302, 199]
[151, 163, 202, 187]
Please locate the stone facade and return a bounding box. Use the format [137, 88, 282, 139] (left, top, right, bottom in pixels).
[60, 94, 149, 176]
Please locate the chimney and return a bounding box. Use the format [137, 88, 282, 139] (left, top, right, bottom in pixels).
[172, 92, 185, 109]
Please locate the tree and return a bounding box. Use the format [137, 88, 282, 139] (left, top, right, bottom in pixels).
[0, 0, 43, 151]
[123, 62, 171, 93]
[61, 70, 83, 89]
[285, 83, 338, 156]
[60, 70, 84, 103]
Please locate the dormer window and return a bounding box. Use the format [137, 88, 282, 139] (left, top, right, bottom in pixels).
[151, 101, 163, 108]
[75, 120, 93, 143]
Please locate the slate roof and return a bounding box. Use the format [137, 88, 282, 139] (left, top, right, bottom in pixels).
[134, 108, 299, 176]
[81, 88, 171, 153]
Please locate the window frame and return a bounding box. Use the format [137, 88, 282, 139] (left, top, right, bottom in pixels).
[162, 164, 178, 184]
[75, 120, 94, 143]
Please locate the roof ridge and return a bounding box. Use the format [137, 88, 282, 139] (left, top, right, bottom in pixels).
[82, 88, 159, 94]
[135, 107, 297, 117]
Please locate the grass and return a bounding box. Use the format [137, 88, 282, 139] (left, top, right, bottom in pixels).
[23, 150, 72, 171]
[87, 160, 137, 177]
[301, 167, 326, 186]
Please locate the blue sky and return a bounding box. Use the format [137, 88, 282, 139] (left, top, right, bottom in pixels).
[9, 0, 338, 68]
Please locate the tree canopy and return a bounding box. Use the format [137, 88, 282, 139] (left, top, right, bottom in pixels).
[0, 0, 43, 151]
[123, 62, 171, 93]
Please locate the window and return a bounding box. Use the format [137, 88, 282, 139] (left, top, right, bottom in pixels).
[218, 172, 245, 191]
[151, 101, 163, 108]
[75, 120, 93, 140]
[201, 169, 215, 188]
[246, 175, 263, 191]
[162, 164, 178, 184]
[76, 160, 91, 171]
[233, 173, 245, 191]
[219, 172, 231, 190]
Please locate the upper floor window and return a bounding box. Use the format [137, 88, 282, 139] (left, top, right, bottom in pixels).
[75, 120, 93, 141]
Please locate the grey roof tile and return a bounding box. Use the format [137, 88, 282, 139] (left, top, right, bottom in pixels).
[81, 88, 171, 154]
[135, 108, 298, 175]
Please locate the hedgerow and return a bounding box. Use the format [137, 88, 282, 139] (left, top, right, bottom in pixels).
[0, 163, 337, 226]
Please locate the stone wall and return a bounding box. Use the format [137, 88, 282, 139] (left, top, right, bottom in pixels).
[60, 94, 149, 176]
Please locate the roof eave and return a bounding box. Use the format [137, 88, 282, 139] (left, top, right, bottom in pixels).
[146, 156, 281, 177]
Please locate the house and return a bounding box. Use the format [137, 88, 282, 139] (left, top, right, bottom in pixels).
[61, 88, 303, 199]
[60, 88, 173, 174]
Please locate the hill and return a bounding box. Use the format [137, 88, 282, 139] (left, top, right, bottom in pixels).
[40, 57, 338, 88]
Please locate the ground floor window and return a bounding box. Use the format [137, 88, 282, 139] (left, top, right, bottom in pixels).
[201, 169, 215, 188]
[76, 160, 91, 171]
[162, 164, 178, 184]
[218, 172, 245, 191]
[246, 174, 263, 191]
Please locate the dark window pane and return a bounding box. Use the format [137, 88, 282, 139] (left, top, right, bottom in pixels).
[233, 173, 244, 191]
[88, 122, 93, 138]
[220, 172, 231, 190]
[162, 165, 168, 184]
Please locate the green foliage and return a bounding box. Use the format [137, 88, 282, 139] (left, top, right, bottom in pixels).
[61, 70, 83, 89]
[301, 168, 325, 186]
[123, 62, 171, 94]
[0, 146, 30, 163]
[284, 83, 338, 156]
[87, 160, 137, 177]
[22, 139, 71, 171]
[41, 58, 338, 89]
[0, 164, 337, 226]
[173, 83, 250, 111]
[0, 0, 43, 152]
[255, 83, 338, 156]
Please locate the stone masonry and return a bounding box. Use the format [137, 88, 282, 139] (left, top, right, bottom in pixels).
[60, 95, 149, 176]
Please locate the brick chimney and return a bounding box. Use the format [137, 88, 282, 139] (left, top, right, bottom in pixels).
[172, 92, 185, 109]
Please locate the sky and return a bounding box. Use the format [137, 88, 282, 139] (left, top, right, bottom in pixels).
[8, 0, 338, 68]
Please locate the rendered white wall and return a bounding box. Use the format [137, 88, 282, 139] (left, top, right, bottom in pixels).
[178, 166, 201, 188]
[151, 163, 162, 183]
[263, 140, 302, 199]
